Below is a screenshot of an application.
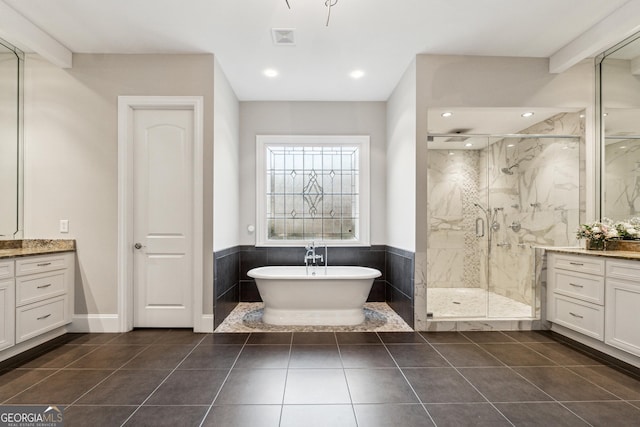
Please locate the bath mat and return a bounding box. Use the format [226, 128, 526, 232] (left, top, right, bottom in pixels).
[215, 302, 413, 333]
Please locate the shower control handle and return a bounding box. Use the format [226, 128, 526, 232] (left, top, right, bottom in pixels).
[508, 221, 521, 232]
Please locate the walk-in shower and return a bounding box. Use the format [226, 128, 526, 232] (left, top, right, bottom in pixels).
[425, 111, 583, 324]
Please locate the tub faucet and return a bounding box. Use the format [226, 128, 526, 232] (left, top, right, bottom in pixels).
[304, 242, 324, 267]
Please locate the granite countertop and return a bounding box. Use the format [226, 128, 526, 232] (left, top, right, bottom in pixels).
[543, 246, 640, 261]
[0, 239, 76, 259]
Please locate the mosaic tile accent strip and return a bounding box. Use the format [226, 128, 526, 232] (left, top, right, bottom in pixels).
[215, 302, 413, 333]
[461, 149, 482, 288]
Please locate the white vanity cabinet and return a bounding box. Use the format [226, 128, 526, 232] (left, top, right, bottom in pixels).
[547, 250, 640, 366]
[0, 260, 15, 351]
[604, 259, 640, 356]
[15, 253, 74, 343]
[0, 251, 74, 362]
[547, 253, 605, 340]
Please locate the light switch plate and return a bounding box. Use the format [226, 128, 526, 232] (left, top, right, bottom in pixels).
[60, 219, 69, 233]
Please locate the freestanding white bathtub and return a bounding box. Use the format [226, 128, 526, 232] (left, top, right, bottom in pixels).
[247, 266, 382, 326]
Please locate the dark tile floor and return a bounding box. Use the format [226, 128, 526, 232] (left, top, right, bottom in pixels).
[1, 329, 640, 426]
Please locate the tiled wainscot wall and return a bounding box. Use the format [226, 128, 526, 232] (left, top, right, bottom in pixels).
[213, 246, 415, 329]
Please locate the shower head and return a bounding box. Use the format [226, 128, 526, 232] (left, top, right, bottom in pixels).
[501, 163, 520, 175]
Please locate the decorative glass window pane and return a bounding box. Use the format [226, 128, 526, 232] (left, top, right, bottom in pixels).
[256, 135, 370, 246]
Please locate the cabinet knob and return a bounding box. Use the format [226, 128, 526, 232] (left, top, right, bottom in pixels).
[134, 243, 143, 250]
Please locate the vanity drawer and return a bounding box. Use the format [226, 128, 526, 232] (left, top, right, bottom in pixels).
[15, 270, 66, 307]
[551, 254, 604, 276]
[607, 260, 640, 283]
[553, 270, 604, 305]
[0, 260, 14, 280]
[552, 295, 604, 340]
[16, 296, 67, 343]
[15, 254, 69, 276]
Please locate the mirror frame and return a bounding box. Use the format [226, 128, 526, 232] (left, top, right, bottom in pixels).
[596, 31, 640, 222]
[0, 37, 24, 239]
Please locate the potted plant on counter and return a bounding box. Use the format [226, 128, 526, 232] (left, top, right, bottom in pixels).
[577, 217, 640, 251]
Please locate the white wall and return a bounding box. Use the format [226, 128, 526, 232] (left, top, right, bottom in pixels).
[24, 53, 215, 316]
[386, 59, 417, 252]
[213, 59, 240, 251]
[239, 101, 387, 246]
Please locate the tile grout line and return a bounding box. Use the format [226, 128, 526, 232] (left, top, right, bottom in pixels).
[457, 333, 596, 426]
[197, 332, 251, 427]
[276, 332, 295, 427]
[64, 330, 174, 410]
[511, 340, 620, 425]
[117, 333, 209, 427]
[461, 332, 597, 425]
[375, 332, 439, 427]
[423, 331, 517, 427]
[334, 332, 360, 427]
[521, 340, 633, 400]
[0, 333, 126, 405]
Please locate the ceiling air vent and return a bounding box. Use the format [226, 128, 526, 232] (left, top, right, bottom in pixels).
[272, 28, 296, 46]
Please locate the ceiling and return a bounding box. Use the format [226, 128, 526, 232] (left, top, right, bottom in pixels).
[1, 0, 634, 101]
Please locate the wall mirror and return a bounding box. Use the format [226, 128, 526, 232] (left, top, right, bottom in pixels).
[0, 37, 24, 239]
[599, 31, 640, 221]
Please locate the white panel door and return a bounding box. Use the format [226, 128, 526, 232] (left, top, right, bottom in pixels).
[133, 109, 193, 327]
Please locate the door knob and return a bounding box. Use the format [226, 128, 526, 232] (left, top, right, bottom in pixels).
[134, 243, 143, 249]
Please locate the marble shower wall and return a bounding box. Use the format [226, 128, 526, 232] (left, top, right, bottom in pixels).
[426, 149, 483, 290]
[480, 112, 583, 305]
[426, 112, 584, 309]
[604, 139, 640, 220]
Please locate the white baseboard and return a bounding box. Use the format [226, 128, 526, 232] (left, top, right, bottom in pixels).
[69, 314, 121, 333]
[196, 314, 214, 333]
[69, 314, 214, 334]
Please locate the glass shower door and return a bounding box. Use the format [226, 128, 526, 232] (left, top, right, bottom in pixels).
[485, 135, 581, 319]
[426, 135, 490, 319]
[486, 135, 534, 318]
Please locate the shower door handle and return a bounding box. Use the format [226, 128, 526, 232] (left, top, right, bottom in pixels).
[475, 217, 485, 237]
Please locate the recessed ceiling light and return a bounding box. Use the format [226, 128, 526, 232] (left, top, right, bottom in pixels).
[465, 143, 473, 147]
[441, 112, 453, 118]
[349, 70, 365, 79]
[521, 112, 534, 118]
[263, 68, 279, 78]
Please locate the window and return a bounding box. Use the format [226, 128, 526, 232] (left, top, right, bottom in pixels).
[256, 135, 370, 246]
